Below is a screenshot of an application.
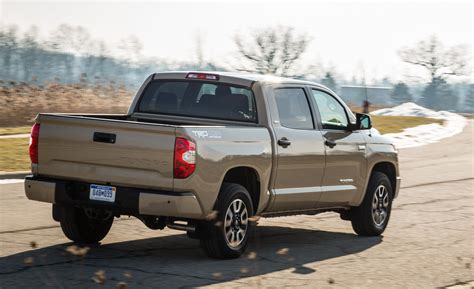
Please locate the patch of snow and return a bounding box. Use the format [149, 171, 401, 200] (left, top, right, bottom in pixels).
[371, 102, 467, 148]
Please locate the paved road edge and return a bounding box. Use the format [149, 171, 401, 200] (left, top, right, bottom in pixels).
[0, 171, 30, 180]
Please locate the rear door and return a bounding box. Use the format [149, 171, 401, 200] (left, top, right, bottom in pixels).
[309, 88, 367, 207]
[268, 86, 326, 211]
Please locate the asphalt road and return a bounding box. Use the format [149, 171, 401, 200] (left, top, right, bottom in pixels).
[1, 122, 473, 289]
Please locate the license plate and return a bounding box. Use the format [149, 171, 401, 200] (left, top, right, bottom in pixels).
[89, 184, 116, 202]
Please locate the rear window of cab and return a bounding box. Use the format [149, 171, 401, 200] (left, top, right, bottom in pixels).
[137, 80, 257, 123]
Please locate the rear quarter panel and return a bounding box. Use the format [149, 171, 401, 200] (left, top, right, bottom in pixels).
[174, 126, 273, 217]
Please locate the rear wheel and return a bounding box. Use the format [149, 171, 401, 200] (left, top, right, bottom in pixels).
[59, 206, 113, 244]
[200, 183, 253, 259]
[350, 172, 393, 236]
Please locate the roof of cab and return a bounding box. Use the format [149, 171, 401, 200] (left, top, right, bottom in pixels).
[152, 71, 329, 90]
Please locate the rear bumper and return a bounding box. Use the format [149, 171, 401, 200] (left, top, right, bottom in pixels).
[24, 175, 203, 219]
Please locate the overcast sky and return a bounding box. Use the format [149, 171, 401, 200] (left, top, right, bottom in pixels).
[1, 0, 472, 82]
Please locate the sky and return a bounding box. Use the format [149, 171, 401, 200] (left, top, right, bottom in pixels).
[1, 0, 472, 82]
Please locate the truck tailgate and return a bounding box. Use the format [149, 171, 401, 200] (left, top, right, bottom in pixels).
[37, 114, 176, 190]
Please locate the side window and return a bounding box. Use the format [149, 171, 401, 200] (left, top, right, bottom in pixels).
[274, 88, 314, 129]
[311, 89, 348, 130]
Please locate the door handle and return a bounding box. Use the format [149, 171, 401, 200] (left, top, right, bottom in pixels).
[324, 139, 337, 148]
[93, 132, 116, 144]
[277, 137, 291, 148]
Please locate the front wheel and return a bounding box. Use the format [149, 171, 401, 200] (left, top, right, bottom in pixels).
[59, 206, 113, 244]
[350, 172, 393, 236]
[200, 183, 254, 259]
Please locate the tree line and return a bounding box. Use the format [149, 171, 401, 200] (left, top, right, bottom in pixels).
[0, 24, 472, 111]
[233, 28, 471, 111]
[0, 24, 217, 88]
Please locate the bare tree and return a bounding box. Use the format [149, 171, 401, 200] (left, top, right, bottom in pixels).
[0, 25, 19, 79]
[71, 26, 92, 56]
[20, 26, 41, 81]
[234, 26, 310, 76]
[192, 31, 218, 71]
[399, 36, 469, 110]
[399, 35, 469, 82]
[321, 71, 338, 92]
[90, 40, 109, 77]
[195, 31, 205, 70]
[117, 35, 143, 67]
[48, 24, 79, 81]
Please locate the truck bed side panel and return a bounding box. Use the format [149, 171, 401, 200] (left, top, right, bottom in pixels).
[173, 126, 273, 217]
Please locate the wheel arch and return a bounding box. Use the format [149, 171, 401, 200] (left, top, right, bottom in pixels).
[352, 161, 398, 207]
[371, 162, 398, 195]
[219, 166, 261, 214]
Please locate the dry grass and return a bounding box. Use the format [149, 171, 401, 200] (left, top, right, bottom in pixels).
[0, 126, 31, 135]
[0, 138, 30, 172]
[371, 115, 443, 134]
[0, 80, 132, 127]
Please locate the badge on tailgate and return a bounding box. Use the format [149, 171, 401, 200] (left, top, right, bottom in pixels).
[90, 184, 116, 202]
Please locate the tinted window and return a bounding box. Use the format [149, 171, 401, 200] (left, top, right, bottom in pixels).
[274, 88, 314, 129]
[311, 89, 348, 130]
[137, 81, 256, 122]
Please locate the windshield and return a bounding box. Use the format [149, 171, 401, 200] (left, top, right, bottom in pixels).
[136, 81, 257, 123]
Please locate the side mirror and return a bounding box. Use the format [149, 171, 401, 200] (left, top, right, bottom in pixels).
[355, 113, 372, 130]
[348, 113, 372, 131]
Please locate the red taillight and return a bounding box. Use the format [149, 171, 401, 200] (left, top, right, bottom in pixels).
[186, 72, 219, 81]
[173, 137, 196, 179]
[29, 123, 40, 164]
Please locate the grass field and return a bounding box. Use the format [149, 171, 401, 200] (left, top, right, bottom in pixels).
[371, 115, 443, 134]
[0, 126, 31, 136]
[0, 115, 444, 172]
[0, 138, 30, 172]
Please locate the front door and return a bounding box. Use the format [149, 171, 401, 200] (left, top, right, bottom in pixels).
[310, 88, 367, 207]
[268, 87, 326, 212]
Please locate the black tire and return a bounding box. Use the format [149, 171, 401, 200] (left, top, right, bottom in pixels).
[59, 206, 113, 244]
[200, 183, 254, 259]
[350, 171, 393, 236]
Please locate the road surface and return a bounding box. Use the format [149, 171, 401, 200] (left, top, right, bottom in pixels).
[1, 122, 473, 288]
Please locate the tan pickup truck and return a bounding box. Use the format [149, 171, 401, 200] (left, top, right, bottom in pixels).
[25, 72, 400, 259]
